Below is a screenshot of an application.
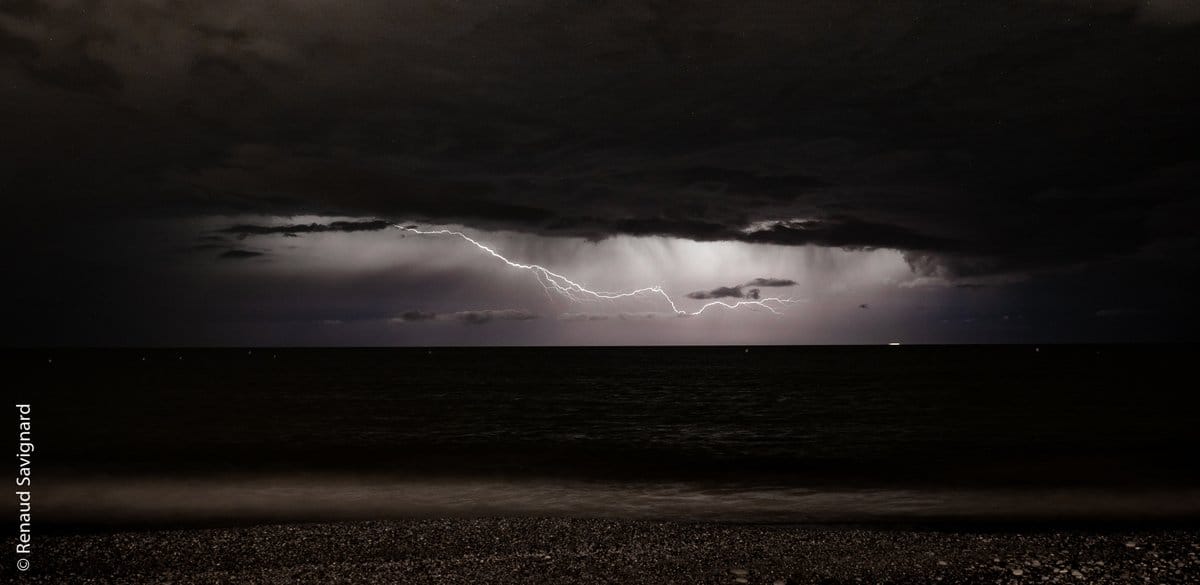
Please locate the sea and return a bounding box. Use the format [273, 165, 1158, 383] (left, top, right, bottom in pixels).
[11, 345, 1200, 528]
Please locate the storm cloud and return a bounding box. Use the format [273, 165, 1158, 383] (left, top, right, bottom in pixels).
[3, 0, 1198, 344]
[687, 277, 798, 300]
[218, 249, 265, 260]
[393, 309, 539, 325]
[4, 1, 1198, 268]
[221, 220, 392, 237]
[743, 278, 798, 288]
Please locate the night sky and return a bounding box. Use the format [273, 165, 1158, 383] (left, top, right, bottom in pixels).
[3, 1, 1198, 345]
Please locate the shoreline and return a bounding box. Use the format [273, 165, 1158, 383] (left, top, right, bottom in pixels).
[32, 475, 1200, 529]
[7, 518, 1199, 584]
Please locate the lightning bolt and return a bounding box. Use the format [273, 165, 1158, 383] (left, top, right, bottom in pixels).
[394, 224, 802, 316]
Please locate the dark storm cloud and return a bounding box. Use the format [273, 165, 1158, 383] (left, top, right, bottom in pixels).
[395, 311, 438, 322]
[221, 220, 392, 236]
[453, 309, 539, 325]
[686, 287, 746, 300]
[687, 277, 797, 300]
[744, 278, 798, 288]
[393, 309, 539, 325]
[3, 0, 1200, 344]
[218, 249, 265, 260]
[737, 218, 960, 252]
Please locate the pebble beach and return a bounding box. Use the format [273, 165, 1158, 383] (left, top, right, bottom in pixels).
[6, 519, 1199, 584]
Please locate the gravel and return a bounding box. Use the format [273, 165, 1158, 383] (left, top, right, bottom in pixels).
[5, 518, 1199, 584]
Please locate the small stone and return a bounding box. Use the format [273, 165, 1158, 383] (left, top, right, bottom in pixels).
[1032, 560, 1041, 567]
[1072, 569, 1084, 578]
[734, 579, 748, 584]
[773, 580, 787, 585]
[1126, 542, 1138, 548]
[731, 568, 749, 576]
[937, 560, 948, 566]
[1013, 568, 1024, 576]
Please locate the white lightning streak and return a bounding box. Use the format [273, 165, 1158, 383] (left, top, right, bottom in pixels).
[394, 224, 801, 316]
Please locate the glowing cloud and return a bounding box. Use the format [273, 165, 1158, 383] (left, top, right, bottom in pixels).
[394, 225, 802, 316]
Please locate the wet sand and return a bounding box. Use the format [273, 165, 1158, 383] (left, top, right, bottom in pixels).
[6, 519, 1199, 584]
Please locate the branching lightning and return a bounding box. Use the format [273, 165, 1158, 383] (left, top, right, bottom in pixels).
[394, 224, 802, 317]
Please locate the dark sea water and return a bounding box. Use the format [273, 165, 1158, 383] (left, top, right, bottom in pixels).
[12, 345, 1200, 526]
